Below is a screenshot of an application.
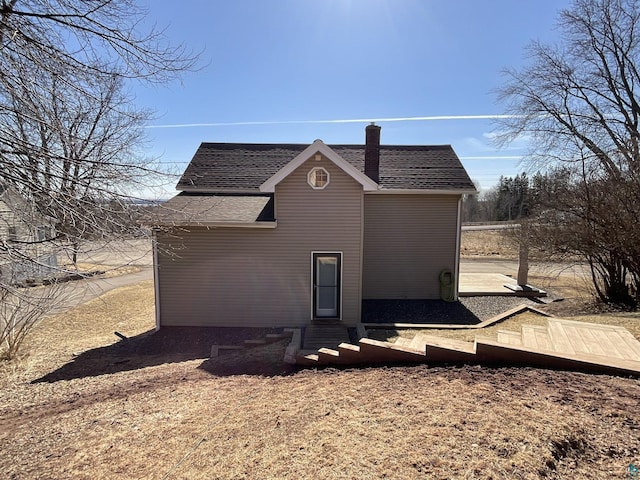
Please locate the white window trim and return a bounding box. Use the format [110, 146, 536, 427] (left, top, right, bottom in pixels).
[260, 140, 378, 192]
[307, 167, 330, 190]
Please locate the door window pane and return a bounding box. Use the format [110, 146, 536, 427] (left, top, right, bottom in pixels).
[314, 253, 340, 318]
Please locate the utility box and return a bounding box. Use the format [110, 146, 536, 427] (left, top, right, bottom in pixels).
[439, 269, 455, 302]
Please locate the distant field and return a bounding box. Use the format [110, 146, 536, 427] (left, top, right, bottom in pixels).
[461, 229, 518, 258]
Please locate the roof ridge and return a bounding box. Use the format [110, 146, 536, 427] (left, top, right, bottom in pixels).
[197, 142, 454, 150]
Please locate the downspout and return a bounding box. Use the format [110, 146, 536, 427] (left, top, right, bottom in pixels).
[152, 229, 161, 331]
[454, 196, 462, 301]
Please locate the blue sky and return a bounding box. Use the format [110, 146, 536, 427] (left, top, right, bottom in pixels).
[136, 0, 571, 196]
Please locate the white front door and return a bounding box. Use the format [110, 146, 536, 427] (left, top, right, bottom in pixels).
[313, 253, 341, 318]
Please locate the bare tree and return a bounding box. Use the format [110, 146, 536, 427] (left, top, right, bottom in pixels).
[496, 0, 640, 308]
[0, 1, 197, 358]
[0, 1, 196, 262]
[1, 64, 160, 264]
[0, 1, 196, 198]
[0, 0, 196, 82]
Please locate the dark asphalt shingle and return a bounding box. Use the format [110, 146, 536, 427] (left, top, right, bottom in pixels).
[176, 142, 475, 192]
[151, 193, 274, 225]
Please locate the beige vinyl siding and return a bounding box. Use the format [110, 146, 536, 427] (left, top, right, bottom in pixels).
[156, 228, 309, 327]
[362, 194, 460, 299]
[156, 155, 363, 327]
[275, 156, 363, 324]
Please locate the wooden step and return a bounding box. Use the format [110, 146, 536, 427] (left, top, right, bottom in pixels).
[295, 349, 320, 366]
[412, 333, 476, 363]
[337, 343, 362, 363]
[521, 324, 552, 351]
[244, 339, 267, 346]
[408, 335, 428, 354]
[358, 338, 426, 363]
[317, 347, 353, 365]
[303, 325, 351, 350]
[394, 337, 413, 347]
[497, 329, 522, 346]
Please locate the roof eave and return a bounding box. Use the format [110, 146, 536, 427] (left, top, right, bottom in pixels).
[176, 186, 262, 194]
[151, 221, 277, 229]
[367, 188, 478, 195]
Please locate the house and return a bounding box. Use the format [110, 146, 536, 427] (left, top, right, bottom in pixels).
[0, 185, 58, 283]
[151, 124, 476, 328]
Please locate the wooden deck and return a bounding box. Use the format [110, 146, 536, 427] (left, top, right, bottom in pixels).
[293, 316, 640, 376]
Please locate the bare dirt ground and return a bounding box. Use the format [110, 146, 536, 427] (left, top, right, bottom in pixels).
[0, 234, 639, 479]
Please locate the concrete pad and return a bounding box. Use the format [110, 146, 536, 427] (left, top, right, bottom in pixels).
[458, 273, 516, 296]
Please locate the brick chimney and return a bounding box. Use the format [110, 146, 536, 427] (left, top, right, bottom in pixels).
[364, 123, 381, 183]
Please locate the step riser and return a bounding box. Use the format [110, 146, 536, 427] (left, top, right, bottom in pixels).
[358, 339, 426, 363]
[424, 346, 477, 364]
[337, 344, 362, 363]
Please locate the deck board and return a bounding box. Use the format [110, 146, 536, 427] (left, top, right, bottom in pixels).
[590, 328, 627, 359]
[608, 331, 640, 361]
[497, 330, 522, 346]
[562, 323, 591, 355]
[547, 320, 576, 354]
[615, 329, 640, 361]
[575, 327, 608, 357]
[534, 327, 553, 351]
[521, 325, 553, 351]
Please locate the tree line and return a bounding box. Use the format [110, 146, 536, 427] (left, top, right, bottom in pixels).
[463, 173, 533, 223]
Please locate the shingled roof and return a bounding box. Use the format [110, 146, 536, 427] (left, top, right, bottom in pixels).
[151, 193, 274, 226]
[176, 142, 476, 192]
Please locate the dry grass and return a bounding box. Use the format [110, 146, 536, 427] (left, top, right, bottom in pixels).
[0, 280, 155, 386]
[461, 230, 517, 258]
[460, 229, 579, 264]
[1, 281, 639, 479]
[60, 262, 142, 278]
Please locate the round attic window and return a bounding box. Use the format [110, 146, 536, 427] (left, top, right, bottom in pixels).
[308, 167, 329, 189]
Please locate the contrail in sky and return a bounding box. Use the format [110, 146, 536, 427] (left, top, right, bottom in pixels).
[146, 114, 518, 129]
[460, 156, 523, 160]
